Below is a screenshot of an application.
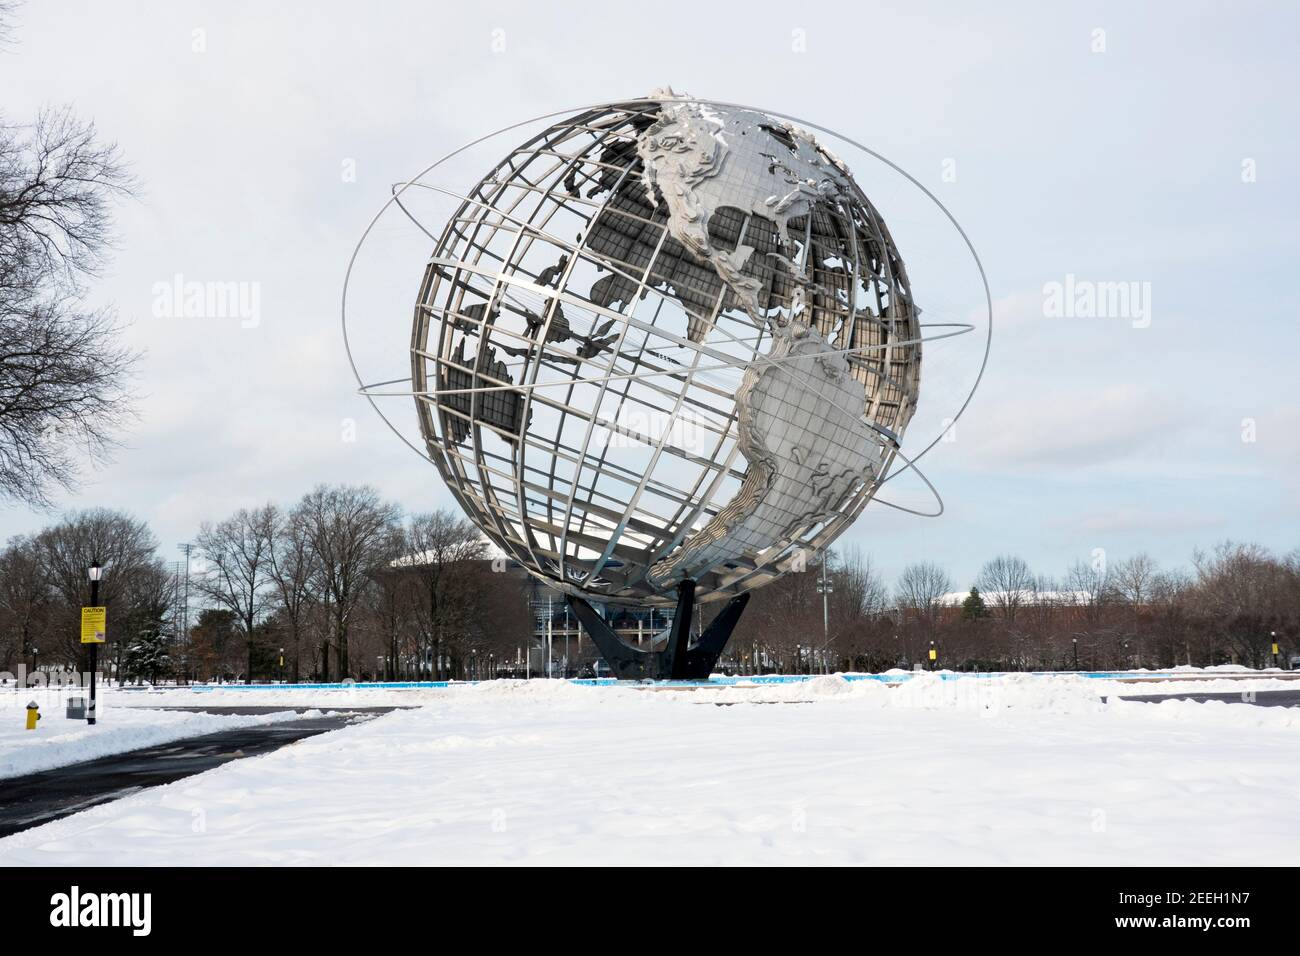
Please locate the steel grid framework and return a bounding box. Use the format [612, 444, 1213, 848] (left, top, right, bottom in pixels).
[410, 100, 923, 607]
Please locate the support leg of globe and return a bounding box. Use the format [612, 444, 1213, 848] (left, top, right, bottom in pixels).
[567, 581, 750, 680]
[411, 92, 922, 679]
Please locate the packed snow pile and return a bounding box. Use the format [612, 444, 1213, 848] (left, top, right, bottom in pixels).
[889, 672, 1106, 714]
[1107, 695, 1300, 730]
[693, 674, 881, 703]
[803, 674, 861, 697]
[457, 678, 606, 707]
[691, 672, 1105, 713]
[1088, 674, 1300, 696]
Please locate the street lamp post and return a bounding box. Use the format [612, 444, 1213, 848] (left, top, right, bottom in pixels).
[88, 562, 102, 725]
[1072, 637, 1079, 670]
[816, 554, 833, 673]
[177, 543, 193, 685]
[1271, 631, 1278, 669]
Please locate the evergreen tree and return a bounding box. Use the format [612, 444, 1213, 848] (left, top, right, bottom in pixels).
[961, 586, 990, 621]
[124, 628, 172, 685]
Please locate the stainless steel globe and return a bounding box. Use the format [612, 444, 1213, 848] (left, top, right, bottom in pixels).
[411, 92, 922, 610]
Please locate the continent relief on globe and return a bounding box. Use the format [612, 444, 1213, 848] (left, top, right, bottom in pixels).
[630, 98, 892, 589]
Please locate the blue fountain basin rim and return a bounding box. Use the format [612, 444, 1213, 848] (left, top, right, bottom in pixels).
[172, 670, 1279, 691]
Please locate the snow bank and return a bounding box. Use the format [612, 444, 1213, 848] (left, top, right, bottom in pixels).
[1108, 696, 1300, 729]
[0, 703, 305, 780]
[65, 684, 456, 709]
[887, 672, 1106, 714]
[456, 678, 606, 708]
[1092, 676, 1300, 696]
[690, 672, 1105, 714]
[460, 678, 588, 699]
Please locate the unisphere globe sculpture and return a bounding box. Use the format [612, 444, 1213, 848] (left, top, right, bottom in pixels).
[410, 91, 925, 678]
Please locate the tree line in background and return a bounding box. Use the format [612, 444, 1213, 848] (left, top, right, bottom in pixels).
[0, 487, 1297, 681]
[0, 485, 528, 683]
[738, 545, 1300, 674]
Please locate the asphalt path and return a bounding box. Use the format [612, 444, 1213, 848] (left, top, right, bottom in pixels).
[0, 712, 378, 838]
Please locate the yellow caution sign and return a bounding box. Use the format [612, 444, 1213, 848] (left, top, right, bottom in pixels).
[81, 606, 107, 644]
[928, 648, 937, 662]
[1273, 643, 1280, 655]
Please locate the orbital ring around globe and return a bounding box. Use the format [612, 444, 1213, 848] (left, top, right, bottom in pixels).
[341, 93, 992, 610]
[368, 178, 975, 487]
[341, 96, 994, 476]
[359, 184, 962, 522]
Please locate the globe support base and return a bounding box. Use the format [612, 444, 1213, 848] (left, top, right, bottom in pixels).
[566, 581, 750, 681]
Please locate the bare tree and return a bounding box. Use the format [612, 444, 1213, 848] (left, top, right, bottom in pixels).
[1113, 553, 1157, 608]
[1113, 553, 1157, 666]
[975, 554, 1035, 623]
[0, 534, 46, 670]
[1064, 556, 1119, 664]
[743, 565, 822, 673]
[1148, 569, 1195, 667]
[0, 2, 20, 50]
[0, 105, 138, 505]
[293, 485, 400, 679]
[196, 505, 275, 683]
[4, 521, 168, 681]
[34, 508, 159, 666]
[367, 526, 419, 680]
[1066, 557, 1112, 613]
[402, 509, 488, 679]
[266, 505, 318, 682]
[835, 546, 889, 618]
[826, 546, 888, 669]
[894, 561, 953, 655]
[1191, 541, 1289, 667]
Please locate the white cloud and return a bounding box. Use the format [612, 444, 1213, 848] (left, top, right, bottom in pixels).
[959, 383, 1186, 472]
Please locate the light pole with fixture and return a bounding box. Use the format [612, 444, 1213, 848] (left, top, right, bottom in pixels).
[816, 552, 833, 673]
[85, 562, 104, 725]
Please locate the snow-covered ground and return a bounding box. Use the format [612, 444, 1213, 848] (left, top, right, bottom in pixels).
[0, 674, 1296, 865]
[0, 695, 309, 780]
[5, 667, 1287, 711]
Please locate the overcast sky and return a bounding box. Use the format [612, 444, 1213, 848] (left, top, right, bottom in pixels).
[2, 0, 1296, 588]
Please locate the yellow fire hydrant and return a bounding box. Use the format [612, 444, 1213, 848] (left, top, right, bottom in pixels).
[25, 701, 40, 730]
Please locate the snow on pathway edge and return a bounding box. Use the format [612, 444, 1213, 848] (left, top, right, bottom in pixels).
[0, 707, 313, 780]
